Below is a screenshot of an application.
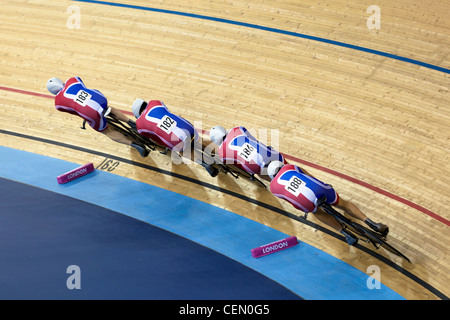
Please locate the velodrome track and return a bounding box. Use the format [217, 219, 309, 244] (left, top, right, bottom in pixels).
[0, 0, 448, 300]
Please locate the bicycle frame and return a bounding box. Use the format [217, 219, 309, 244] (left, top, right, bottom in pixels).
[316, 196, 411, 262]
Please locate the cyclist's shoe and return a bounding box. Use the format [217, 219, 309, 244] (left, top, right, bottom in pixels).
[365, 219, 389, 237]
[341, 229, 358, 246]
[203, 164, 219, 177]
[131, 142, 149, 158]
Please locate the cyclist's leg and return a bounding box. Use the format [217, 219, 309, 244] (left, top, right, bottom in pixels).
[109, 106, 132, 122]
[102, 126, 149, 157]
[102, 126, 133, 145]
[109, 106, 139, 129]
[194, 138, 219, 177]
[335, 197, 388, 236]
[258, 173, 272, 183]
[299, 182, 359, 245]
[173, 135, 219, 177]
[313, 207, 358, 246]
[334, 197, 367, 221]
[313, 207, 343, 232]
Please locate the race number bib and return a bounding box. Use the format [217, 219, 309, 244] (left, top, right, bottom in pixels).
[238, 142, 258, 162]
[285, 176, 305, 197]
[74, 90, 92, 107]
[157, 115, 177, 134]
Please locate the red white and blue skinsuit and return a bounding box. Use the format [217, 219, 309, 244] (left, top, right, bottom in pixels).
[217, 126, 286, 175]
[55, 77, 109, 132]
[136, 100, 198, 152]
[269, 164, 339, 213]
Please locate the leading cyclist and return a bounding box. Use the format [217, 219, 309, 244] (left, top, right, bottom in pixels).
[47, 77, 149, 157]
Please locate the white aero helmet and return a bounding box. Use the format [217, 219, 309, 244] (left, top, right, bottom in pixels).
[46, 77, 64, 95]
[267, 160, 284, 180]
[131, 98, 147, 118]
[209, 126, 227, 145]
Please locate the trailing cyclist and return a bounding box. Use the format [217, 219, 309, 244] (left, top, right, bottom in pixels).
[267, 161, 389, 246]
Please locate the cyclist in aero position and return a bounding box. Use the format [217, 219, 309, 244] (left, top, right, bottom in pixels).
[46, 77, 149, 157]
[267, 161, 389, 245]
[209, 125, 288, 182]
[132, 99, 219, 177]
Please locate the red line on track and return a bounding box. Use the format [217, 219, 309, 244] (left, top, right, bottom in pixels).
[0, 86, 54, 99]
[2, 85, 448, 226]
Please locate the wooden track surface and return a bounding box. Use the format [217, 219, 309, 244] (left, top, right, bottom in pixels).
[0, 0, 449, 299]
